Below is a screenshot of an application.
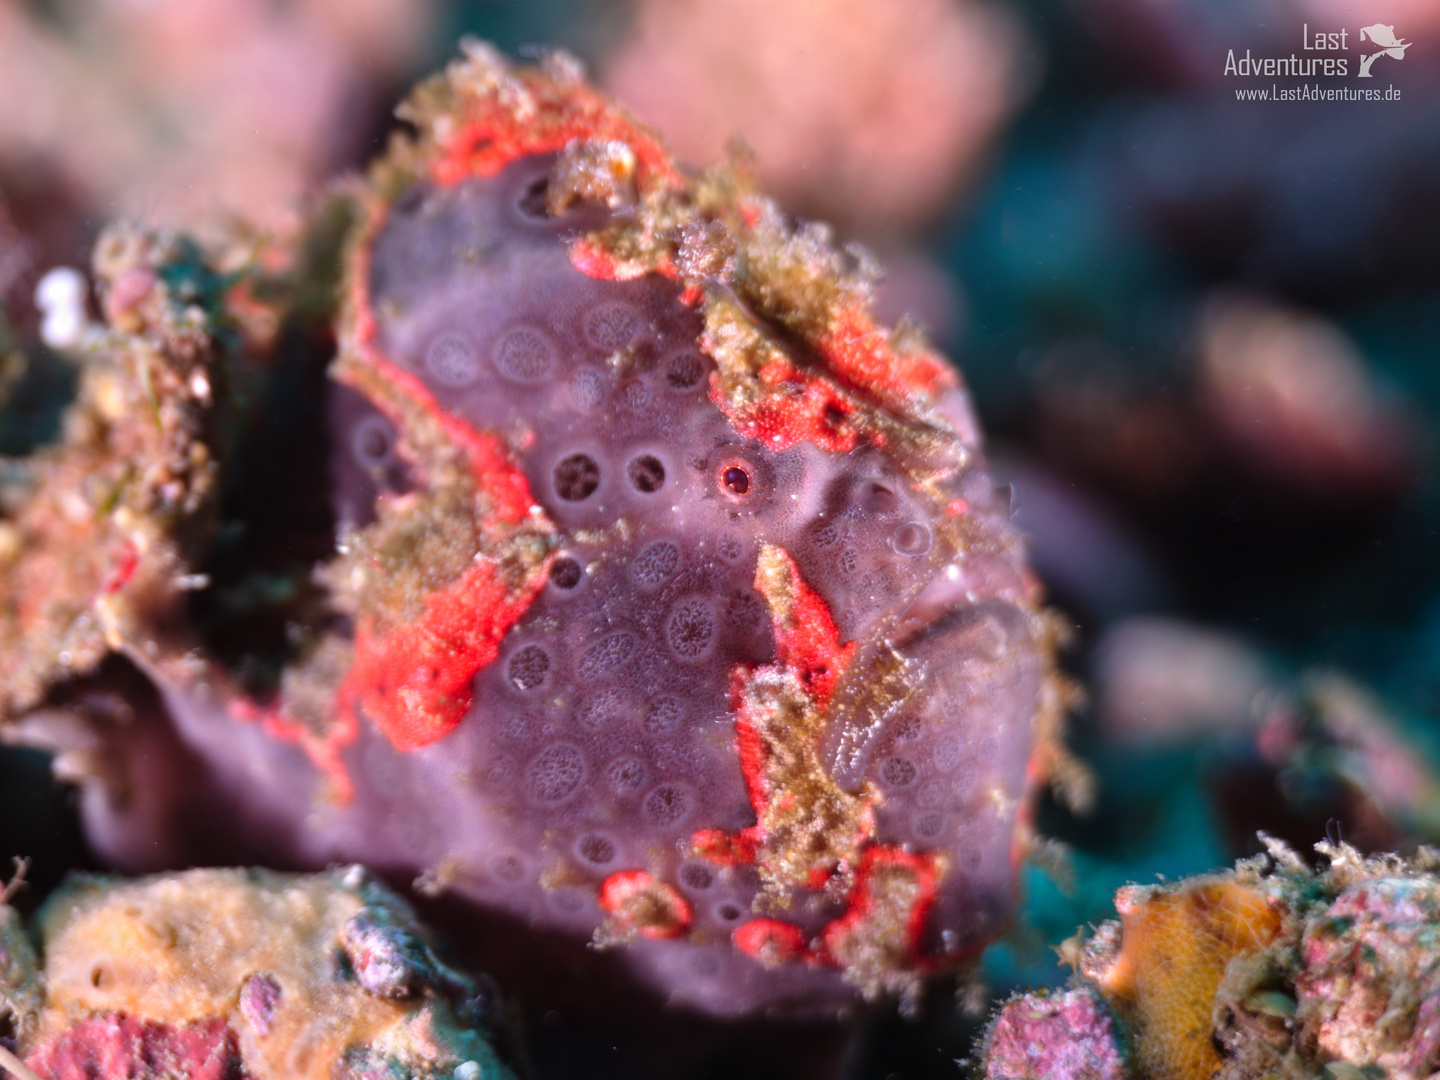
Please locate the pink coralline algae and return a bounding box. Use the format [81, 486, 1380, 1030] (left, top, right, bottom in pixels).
[26, 1017, 245, 1080]
[1296, 872, 1440, 1076]
[984, 988, 1129, 1080]
[982, 840, 1440, 1080]
[0, 44, 1071, 1017]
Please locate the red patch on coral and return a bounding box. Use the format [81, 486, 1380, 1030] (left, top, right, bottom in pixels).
[341, 559, 550, 752]
[729, 703, 771, 821]
[760, 547, 855, 707]
[26, 1014, 247, 1080]
[102, 540, 140, 596]
[346, 233, 543, 527]
[430, 66, 681, 192]
[692, 826, 760, 867]
[568, 238, 628, 282]
[598, 870, 693, 940]
[817, 305, 954, 415]
[717, 548, 860, 874]
[733, 918, 808, 964]
[820, 846, 940, 967]
[569, 238, 683, 286]
[318, 214, 558, 758]
[230, 679, 359, 802]
[242, 699, 359, 804]
[707, 359, 860, 456]
[352, 314, 537, 525]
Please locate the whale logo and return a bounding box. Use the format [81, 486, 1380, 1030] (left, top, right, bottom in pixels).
[1358, 23, 1411, 77]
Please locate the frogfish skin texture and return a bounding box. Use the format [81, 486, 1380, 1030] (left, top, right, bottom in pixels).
[1, 44, 1068, 1018]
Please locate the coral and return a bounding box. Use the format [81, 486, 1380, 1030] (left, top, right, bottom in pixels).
[1085, 879, 1283, 1080]
[0, 0, 437, 234]
[0, 896, 43, 1047]
[1092, 619, 1440, 849]
[0, 44, 1068, 1018]
[0, 867, 513, 1080]
[0, 225, 226, 722]
[1198, 293, 1414, 497]
[983, 841, 1440, 1080]
[1292, 870, 1440, 1076]
[603, 0, 1031, 234]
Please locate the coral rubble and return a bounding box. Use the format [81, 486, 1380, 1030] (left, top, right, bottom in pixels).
[983, 840, 1440, 1080]
[0, 867, 513, 1080]
[0, 44, 1069, 1017]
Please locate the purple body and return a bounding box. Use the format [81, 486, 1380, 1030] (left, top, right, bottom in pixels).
[74, 155, 1048, 1018]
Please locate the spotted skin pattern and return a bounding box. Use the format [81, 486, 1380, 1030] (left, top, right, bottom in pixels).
[75, 47, 1061, 1017]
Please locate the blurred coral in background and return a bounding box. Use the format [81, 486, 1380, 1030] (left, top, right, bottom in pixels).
[604, 0, 1032, 343]
[0, 0, 435, 231]
[1198, 292, 1416, 497]
[0, 0, 1439, 1077]
[604, 0, 1033, 237]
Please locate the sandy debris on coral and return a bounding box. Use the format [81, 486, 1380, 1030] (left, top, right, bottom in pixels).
[0, 867, 513, 1080]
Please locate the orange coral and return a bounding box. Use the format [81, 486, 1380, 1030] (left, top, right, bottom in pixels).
[1093, 880, 1283, 1080]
